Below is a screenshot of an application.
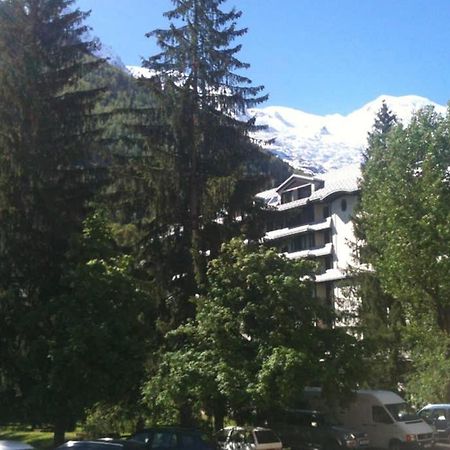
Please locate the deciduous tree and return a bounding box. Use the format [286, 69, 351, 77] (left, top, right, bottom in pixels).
[143, 239, 363, 428]
[357, 105, 450, 402]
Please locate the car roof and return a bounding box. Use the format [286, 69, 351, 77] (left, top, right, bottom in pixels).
[285, 409, 323, 414]
[134, 427, 203, 432]
[421, 404, 450, 410]
[59, 440, 143, 449]
[0, 441, 34, 450]
[218, 426, 276, 432]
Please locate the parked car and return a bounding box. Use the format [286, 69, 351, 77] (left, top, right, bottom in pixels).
[129, 427, 213, 450]
[272, 409, 369, 450]
[0, 441, 34, 450]
[216, 426, 282, 450]
[57, 440, 144, 450]
[418, 404, 450, 443]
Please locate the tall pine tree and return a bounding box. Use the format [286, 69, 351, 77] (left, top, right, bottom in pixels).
[0, 0, 117, 443]
[136, 0, 268, 325]
[352, 101, 406, 389]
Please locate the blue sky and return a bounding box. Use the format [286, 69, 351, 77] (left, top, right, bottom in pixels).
[76, 0, 450, 115]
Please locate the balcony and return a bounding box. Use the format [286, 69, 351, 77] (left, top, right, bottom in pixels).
[285, 242, 333, 260]
[264, 217, 332, 241]
[315, 268, 347, 283]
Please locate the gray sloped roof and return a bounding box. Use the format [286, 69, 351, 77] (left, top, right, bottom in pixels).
[277, 164, 360, 211]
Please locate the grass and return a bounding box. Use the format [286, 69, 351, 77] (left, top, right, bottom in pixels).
[0, 426, 80, 450]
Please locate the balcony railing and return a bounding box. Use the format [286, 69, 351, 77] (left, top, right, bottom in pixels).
[264, 217, 332, 241]
[285, 242, 333, 259]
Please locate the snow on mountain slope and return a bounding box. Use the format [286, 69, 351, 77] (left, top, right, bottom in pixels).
[125, 65, 446, 174]
[126, 65, 155, 78]
[249, 95, 447, 173]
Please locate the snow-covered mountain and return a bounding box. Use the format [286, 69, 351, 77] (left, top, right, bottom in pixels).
[249, 95, 447, 173]
[125, 65, 446, 174]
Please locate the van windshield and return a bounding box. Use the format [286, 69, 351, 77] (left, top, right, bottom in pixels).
[385, 403, 419, 422]
[318, 414, 342, 427]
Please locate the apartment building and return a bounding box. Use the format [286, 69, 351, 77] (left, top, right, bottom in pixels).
[257, 164, 360, 317]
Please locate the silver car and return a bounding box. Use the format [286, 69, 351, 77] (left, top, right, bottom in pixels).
[0, 441, 34, 450]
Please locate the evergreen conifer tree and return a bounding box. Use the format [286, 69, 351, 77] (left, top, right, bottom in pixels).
[0, 0, 112, 443]
[136, 0, 268, 324]
[353, 101, 406, 389]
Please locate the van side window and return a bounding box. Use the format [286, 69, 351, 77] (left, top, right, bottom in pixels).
[373, 406, 393, 424]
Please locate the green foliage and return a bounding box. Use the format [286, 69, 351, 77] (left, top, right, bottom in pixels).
[0, 427, 79, 450]
[405, 313, 450, 406]
[352, 101, 406, 390]
[135, 0, 269, 307]
[83, 401, 139, 439]
[358, 104, 450, 401]
[0, 1, 156, 442]
[143, 239, 363, 427]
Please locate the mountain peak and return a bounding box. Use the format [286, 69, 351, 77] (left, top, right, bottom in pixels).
[250, 95, 446, 173]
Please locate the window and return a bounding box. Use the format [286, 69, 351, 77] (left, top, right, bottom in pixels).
[289, 205, 315, 227]
[341, 198, 347, 212]
[385, 402, 419, 422]
[292, 233, 315, 251]
[180, 434, 203, 449]
[132, 432, 152, 444]
[325, 283, 333, 307]
[254, 430, 279, 444]
[152, 432, 177, 448]
[323, 206, 330, 219]
[296, 184, 311, 200]
[244, 431, 255, 444]
[281, 191, 293, 204]
[372, 406, 393, 424]
[230, 430, 245, 443]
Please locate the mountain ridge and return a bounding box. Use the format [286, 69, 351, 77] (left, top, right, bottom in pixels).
[125, 65, 446, 174]
[249, 94, 447, 173]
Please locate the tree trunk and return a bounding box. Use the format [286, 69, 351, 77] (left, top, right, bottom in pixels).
[179, 402, 195, 427]
[213, 400, 225, 431]
[53, 418, 66, 448]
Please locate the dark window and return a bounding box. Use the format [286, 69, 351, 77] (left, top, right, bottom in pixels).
[285, 411, 311, 426]
[254, 430, 280, 444]
[180, 434, 204, 449]
[323, 229, 331, 244]
[244, 431, 255, 445]
[230, 430, 244, 443]
[292, 233, 315, 251]
[419, 409, 433, 422]
[296, 184, 311, 200]
[341, 199, 347, 212]
[152, 432, 177, 448]
[372, 406, 393, 424]
[325, 283, 333, 307]
[132, 432, 152, 444]
[325, 255, 333, 270]
[281, 191, 293, 204]
[323, 206, 330, 218]
[289, 205, 315, 227]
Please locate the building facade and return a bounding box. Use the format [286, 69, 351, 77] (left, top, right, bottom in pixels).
[257, 165, 360, 319]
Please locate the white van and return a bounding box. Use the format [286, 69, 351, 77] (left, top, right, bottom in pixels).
[333, 390, 434, 450]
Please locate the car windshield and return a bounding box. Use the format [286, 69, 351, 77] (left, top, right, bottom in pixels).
[319, 414, 341, 427]
[254, 431, 280, 444]
[386, 403, 419, 422]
